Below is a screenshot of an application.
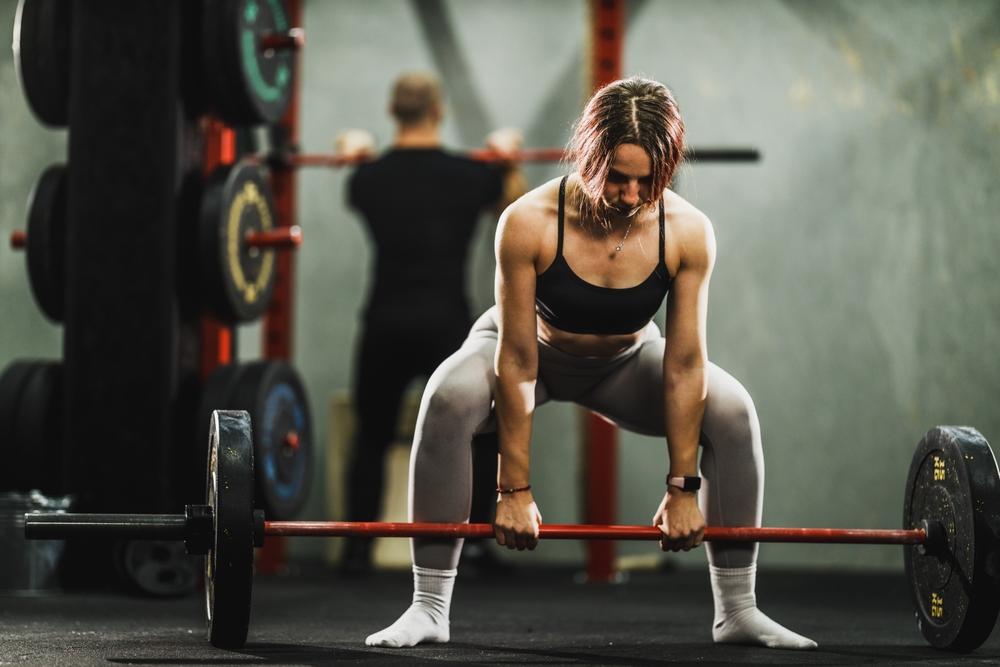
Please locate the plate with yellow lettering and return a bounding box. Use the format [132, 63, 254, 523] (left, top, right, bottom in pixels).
[903, 426, 1000, 651]
[199, 160, 277, 323]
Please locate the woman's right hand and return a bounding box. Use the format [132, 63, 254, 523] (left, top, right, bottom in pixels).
[493, 490, 542, 551]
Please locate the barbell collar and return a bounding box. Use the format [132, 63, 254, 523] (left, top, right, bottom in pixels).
[184, 504, 214, 555]
[253, 510, 266, 548]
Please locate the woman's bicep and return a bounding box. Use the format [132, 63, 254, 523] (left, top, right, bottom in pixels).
[495, 211, 539, 371]
[664, 215, 716, 369]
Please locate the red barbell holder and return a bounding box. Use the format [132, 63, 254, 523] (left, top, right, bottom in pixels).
[259, 28, 305, 52]
[10, 230, 26, 249]
[264, 521, 926, 545]
[244, 225, 302, 250]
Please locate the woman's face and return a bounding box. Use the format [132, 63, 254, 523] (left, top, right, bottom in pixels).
[601, 143, 653, 217]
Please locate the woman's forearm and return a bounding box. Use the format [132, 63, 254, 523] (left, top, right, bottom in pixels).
[664, 365, 707, 476]
[495, 367, 535, 488]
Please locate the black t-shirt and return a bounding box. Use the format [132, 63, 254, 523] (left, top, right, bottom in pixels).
[348, 148, 503, 328]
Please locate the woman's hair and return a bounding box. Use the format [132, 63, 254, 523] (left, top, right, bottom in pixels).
[566, 77, 685, 223]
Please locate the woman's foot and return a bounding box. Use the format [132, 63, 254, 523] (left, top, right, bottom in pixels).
[364, 565, 456, 648]
[710, 564, 817, 650]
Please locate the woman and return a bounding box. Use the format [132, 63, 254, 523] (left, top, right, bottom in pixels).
[365, 77, 816, 651]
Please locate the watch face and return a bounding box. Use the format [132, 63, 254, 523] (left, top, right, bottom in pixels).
[668, 476, 702, 491]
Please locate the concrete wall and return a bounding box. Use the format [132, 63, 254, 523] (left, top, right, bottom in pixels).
[1, 0, 997, 571]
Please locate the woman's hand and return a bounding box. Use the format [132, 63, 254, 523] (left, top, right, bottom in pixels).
[652, 488, 705, 552]
[494, 490, 542, 550]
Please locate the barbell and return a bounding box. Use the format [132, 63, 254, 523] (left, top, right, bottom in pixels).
[252, 146, 762, 170]
[24, 410, 1000, 652]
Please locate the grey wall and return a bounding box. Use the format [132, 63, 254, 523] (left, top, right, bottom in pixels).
[0, 0, 64, 360]
[2, 0, 997, 571]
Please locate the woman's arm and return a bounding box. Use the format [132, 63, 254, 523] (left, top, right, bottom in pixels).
[493, 202, 544, 550]
[655, 210, 716, 551]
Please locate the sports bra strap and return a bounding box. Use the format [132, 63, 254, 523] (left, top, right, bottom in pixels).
[658, 197, 665, 266]
[556, 175, 568, 256]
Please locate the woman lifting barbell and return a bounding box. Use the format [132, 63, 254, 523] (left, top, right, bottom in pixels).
[364, 76, 816, 651]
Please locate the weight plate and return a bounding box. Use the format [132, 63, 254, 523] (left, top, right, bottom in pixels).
[176, 170, 205, 320]
[0, 362, 37, 491]
[12, 0, 70, 127]
[206, 409, 255, 649]
[199, 161, 277, 323]
[231, 361, 311, 520]
[115, 539, 199, 598]
[199, 364, 247, 436]
[26, 164, 67, 322]
[203, 0, 295, 125]
[903, 426, 1000, 652]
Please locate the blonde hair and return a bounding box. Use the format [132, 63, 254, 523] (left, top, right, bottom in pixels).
[390, 72, 443, 125]
[566, 77, 685, 225]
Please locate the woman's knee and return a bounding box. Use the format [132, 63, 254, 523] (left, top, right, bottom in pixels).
[419, 349, 494, 436]
[703, 365, 761, 454]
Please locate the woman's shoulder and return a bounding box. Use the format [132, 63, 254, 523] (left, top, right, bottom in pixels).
[500, 176, 564, 231]
[496, 176, 566, 259]
[661, 189, 715, 266]
[662, 188, 712, 236]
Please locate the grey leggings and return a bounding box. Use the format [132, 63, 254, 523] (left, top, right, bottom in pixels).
[408, 306, 764, 570]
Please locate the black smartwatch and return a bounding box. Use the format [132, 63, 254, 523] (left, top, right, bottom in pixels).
[666, 475, 702, 492]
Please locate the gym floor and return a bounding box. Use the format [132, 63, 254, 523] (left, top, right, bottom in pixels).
[3, 564, 997, 666]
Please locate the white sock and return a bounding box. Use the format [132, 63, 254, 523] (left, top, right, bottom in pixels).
[710, 564, 817, 650]
[365, 566, 456, 648]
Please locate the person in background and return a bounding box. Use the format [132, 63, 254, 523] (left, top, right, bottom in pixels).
[338, 72, 526, 575]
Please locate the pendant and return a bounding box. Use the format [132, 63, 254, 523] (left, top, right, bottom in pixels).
[614, 243, 623, 252]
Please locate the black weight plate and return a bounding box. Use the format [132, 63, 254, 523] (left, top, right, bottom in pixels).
[175, 170, 205, 320]
[231, 360, 311, 520]
[206, 409, 255, 649]
[179, 0, 207, 120]
[903, 426, 1000, 652]
[199, 364, 248, 439]
[115, 539, 199, 598]
[26, 164, 67, 322]
[203, 0, 295, 125]
[0, 362, 37, 491]
[12, 362, 63, 495]
[199, 161, 277, 322]
[12, 0, 70, 127]
[184, 363, 247, 506]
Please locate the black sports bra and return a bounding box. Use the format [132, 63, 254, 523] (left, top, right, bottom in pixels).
[535, 176, 672, 335]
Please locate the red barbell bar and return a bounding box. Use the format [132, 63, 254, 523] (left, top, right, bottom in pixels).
[265, 521, 926, 545]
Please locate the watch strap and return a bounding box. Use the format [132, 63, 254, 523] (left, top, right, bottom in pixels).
[666, 475, 702, 492]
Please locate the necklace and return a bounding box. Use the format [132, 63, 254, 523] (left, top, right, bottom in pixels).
[614, 217, 636, 252]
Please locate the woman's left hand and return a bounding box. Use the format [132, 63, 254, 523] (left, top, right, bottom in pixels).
[652, 488, 705, 552]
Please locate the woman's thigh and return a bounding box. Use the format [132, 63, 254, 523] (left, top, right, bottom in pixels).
[576, 337, 756, 441]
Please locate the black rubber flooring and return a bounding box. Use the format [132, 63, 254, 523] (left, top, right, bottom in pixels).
[2, 564, 998, 665]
